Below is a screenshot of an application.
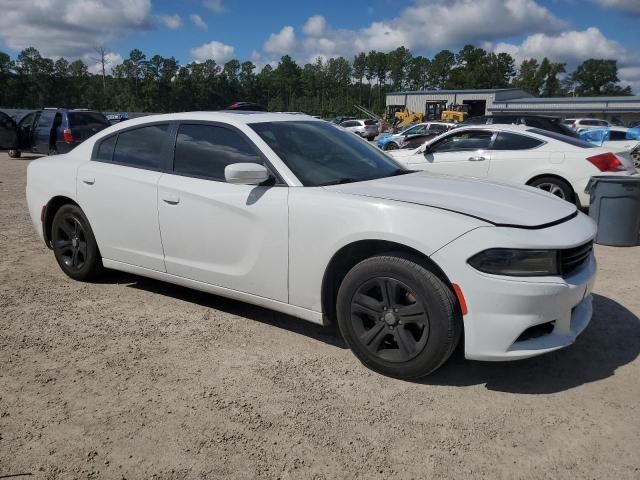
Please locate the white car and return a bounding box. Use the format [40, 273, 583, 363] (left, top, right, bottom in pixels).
[563, 118, 610, 133]
[388, 124, 636, 206]
[26, 112, 597, 378]
[588, 126, 640, 168]
[339, 119, 378, 140]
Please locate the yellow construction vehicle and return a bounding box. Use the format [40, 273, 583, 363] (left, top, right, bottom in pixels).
[387, 106, 425, 129]
[440, 104, 469, 123]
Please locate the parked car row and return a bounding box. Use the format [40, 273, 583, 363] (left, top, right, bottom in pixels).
[1, 108, 110, 157]
[26, 112, 599, 378]
[388, 124, 637, 207]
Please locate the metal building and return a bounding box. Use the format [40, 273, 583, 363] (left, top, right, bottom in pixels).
[385, 88, 533, 119]
[489, 96, 640, 125]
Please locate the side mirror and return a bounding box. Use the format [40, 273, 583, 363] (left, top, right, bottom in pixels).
[224, 163, 270, 185]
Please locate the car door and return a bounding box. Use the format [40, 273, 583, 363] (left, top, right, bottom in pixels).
[157, 122, 289, 302]
[17, 111, 38, 149]
[407, 129, 493, 177]
[487, 131, 549, 183]
[32, 110, 56, 153]
[77, 123, 171, 271]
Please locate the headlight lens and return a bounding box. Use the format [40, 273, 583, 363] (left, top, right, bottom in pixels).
[468, 249, 559, 276]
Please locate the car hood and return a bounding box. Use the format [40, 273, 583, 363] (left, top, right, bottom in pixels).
[327, 172, 577, 228]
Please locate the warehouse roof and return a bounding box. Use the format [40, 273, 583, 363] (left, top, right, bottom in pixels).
[494, 96, 640, 104]
[388, 88, 530, 96]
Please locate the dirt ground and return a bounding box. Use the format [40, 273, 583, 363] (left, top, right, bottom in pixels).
[1, 151, 639, 480]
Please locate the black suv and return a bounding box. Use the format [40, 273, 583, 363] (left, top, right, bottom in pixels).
[463, 115, 579, 138]
[12, 108, 110, 157]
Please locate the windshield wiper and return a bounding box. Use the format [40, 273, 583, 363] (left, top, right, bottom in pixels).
[317, 177, 359, 186]
[386, 168, 417, 177]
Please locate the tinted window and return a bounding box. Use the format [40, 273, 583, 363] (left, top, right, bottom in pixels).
[430, 130, 493, 153]
[582, 119, 608, 126]
[69, 112, 110, 128]
[364, 120, 377, 126]
[0, 112, 14, 128]
[526, 128, 596, 148]
[174, 124, 262, 180]
[428, 124, 449, 134]
[251, 121, 404, 186]
[37, 111, 55, 127]
[19, 113, 35, 128]
[341, 121, 358, 128]
[96, 135, 116, 161]
[113, 124, 169, 169]
[493, 132, 544, 150]
[609, 131, 628, 141]
[491, 116, 519, 125]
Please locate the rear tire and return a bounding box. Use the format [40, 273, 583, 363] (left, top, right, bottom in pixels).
[528, 176, 575, 203]
[51, 204, 103, 281]
[8, 149, 21, 158]
[384, 143, 398, 151]
[336, 254, 462, 379]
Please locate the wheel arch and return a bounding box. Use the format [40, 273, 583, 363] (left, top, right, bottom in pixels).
[321, 239, 454, 324]
[43, 195, 80, 248]
[525, 173, 577, 205]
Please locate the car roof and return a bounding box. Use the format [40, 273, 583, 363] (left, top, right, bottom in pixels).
[104, 111, 320, 129]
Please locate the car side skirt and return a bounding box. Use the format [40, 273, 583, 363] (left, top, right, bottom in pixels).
[102, 259, 326, 326]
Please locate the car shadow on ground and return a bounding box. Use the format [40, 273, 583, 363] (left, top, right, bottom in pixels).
[420, 293, 640, 394]
[99, 270, 347, 349]
[99, 271, 639, 393]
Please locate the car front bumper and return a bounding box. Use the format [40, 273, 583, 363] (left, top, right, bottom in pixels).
[431, 212, 597, 361]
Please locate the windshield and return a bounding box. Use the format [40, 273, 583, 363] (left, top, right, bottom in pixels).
[526, 128, 596, 148]
[250, 121, 406, 186]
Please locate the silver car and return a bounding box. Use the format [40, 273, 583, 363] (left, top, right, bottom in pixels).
[340, 119, 378, 140]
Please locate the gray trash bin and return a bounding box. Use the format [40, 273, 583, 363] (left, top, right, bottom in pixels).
[587, 176, 640, 246]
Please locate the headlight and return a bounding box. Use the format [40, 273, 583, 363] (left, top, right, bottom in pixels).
[467, 249, 559, 276]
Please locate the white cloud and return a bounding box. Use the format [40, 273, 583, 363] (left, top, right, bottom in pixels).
[493, 28, 629, 67]
[85, 52, 124, 75]
[262, 0, 565, 63]
[264, 26, 297, 55]
[0, 0, 153, 58]
[494, 27, 639, 94]
[191, 40, 235, 64]
[595, 0, 640, 14]
[157, 14, 182, 30]
[190, 14, 208, 30]
[250, 50, 278, 72]
[203, 0, 224, 13]
[303, 15, 326, 37]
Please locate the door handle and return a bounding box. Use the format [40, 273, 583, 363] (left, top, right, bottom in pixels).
[467, 156, 486, 161]
[81, 177, 95, 185]
[162, 195, 180, 205]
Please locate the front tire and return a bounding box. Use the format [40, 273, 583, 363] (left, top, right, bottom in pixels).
[528, 176, 575, 203]
[8, 149, 21, 158]
[336, 255, 462, 379]
[51, 204, 103, 281]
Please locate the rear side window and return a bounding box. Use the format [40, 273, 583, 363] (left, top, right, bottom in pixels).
[36, 110, 56, 128]
[364, 120, 377, 126]
[69, 112, 110, 128]
[609, 131, 628, 141]
[96, 135, 116, 161]
[173, 124, 262, 181]
[526, 128, 596, 148]
[113, 124, 169, 169]
[493, 132, 544, 150]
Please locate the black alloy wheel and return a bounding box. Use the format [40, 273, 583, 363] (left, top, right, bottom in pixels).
[337, 255, 461, 379]
[351, 277, 429, 363]
[51, 204, 103, 280]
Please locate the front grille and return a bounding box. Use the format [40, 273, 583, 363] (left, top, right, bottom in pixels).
[560, 241, 593, 276]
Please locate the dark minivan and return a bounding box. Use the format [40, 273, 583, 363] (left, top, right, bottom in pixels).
[13, 108, 110, 157]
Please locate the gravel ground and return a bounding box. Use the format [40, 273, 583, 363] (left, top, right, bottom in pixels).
[1, 152, 639, 479]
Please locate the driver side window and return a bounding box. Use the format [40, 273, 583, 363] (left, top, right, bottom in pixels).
[430, 130, 493, 153]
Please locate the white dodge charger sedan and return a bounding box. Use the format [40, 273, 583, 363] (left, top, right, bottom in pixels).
[388, 124, 636, 206]
[26, 112, 597, 378]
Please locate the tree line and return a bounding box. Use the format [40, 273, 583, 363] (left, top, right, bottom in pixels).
[0, 45, 633, 118]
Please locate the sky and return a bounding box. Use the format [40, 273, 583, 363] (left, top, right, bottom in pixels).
[0, 0, 638, 92]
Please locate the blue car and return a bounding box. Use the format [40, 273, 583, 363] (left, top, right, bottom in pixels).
[376, 122, 454, 150]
